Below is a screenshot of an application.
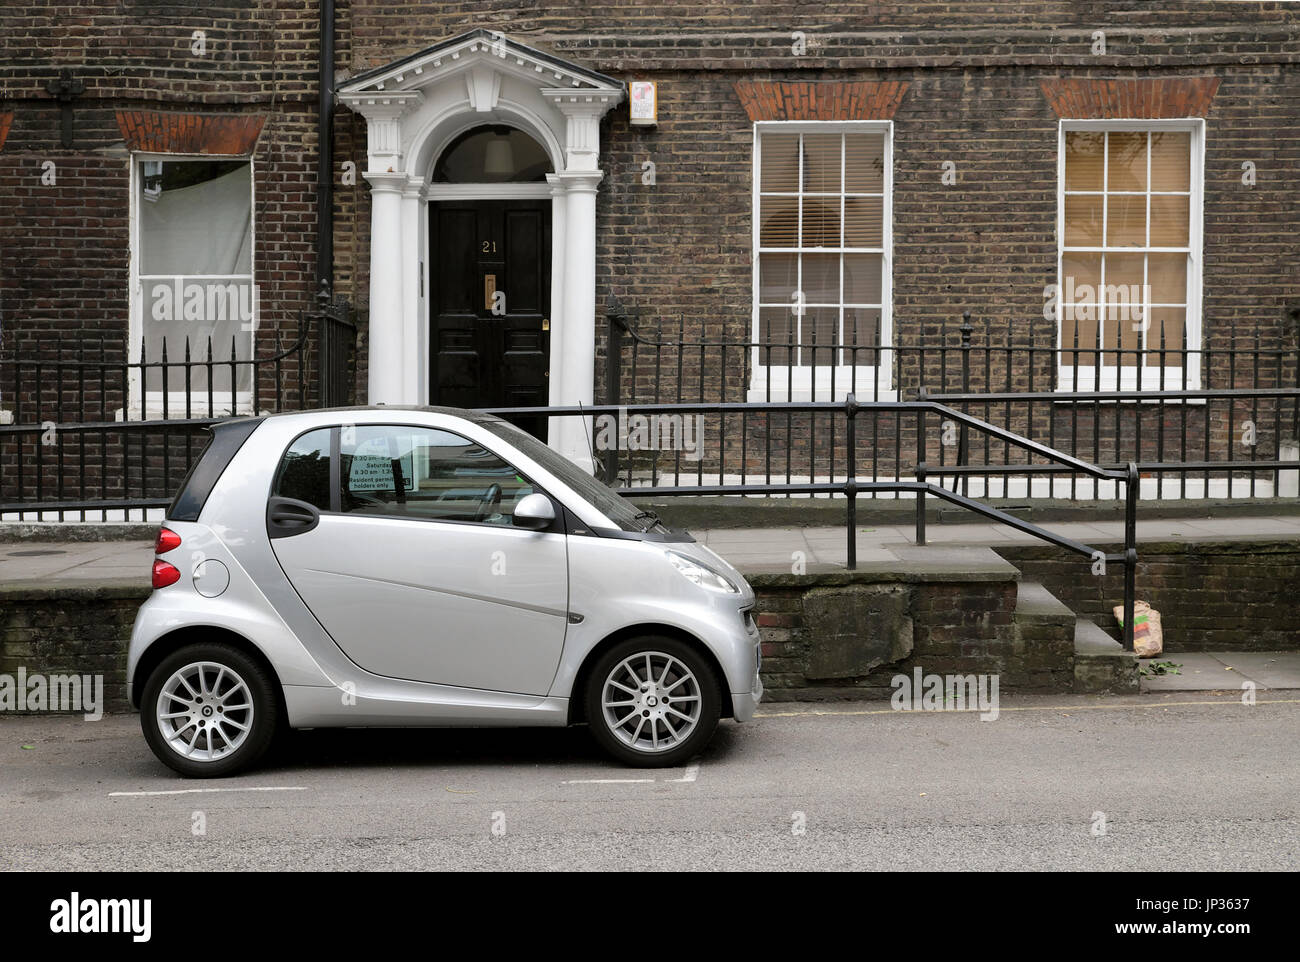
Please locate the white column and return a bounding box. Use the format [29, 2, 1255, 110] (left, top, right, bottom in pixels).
[546, 174, 568, 443]
[400, 177, 424, 404]
[545, 94, 621, 471]
[337, 92, 422, 406]
[553, 170, 602, 472]
[364, 171, 408, 405]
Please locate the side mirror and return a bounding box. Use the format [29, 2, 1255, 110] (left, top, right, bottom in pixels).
[513, 493, 555, 531]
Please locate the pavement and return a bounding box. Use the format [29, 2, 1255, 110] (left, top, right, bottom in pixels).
[6, 513, 1300, 583]
[1139, 652, 1300, 691]
[1, 694, 1296, 871]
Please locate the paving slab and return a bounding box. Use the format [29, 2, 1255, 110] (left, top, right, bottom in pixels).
[1146, 656, 1300, 690]
[1140, 652, 1260, 692]
[1208, 652, 1300, 690]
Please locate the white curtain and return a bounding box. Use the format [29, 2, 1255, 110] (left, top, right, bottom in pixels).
[139, 164, 253, 400]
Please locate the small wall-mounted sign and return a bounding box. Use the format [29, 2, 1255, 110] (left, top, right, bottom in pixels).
[629, 81, 657, 126]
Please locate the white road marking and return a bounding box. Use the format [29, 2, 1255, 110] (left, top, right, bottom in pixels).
[668, 761, 701, 783]
[109, 786, 308, 797]
[563, 760, 701, 785]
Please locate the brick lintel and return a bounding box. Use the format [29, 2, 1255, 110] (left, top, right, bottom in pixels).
[114, 110, 265, 155]
[734, 81, 910, 122]
[1039, 77, 1221, 119]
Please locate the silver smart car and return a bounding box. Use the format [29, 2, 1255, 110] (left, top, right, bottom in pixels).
[128, 407, 762, 776]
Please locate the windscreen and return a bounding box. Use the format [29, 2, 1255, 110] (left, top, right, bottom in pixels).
[476, 418, 649, 532]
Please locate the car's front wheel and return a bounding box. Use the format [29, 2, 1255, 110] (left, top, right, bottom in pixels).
[584, 636, 721, 767]
[140, 643, 280, 778]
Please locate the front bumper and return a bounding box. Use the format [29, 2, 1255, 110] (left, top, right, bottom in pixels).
[731, 675, 764, 723]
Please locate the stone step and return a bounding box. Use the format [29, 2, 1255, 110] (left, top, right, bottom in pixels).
[1074, 617, 1140, 693]
[1006, 580, 1076, 690]
[1013, 580, 1074, 626]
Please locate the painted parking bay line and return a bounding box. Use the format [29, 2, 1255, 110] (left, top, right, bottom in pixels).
[564, 759, 702, 785]
[109, 786, 309, 797]
[668, 761, 701, 783]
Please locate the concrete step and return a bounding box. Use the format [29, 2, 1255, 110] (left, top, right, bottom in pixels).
[1006, 581, 1077, 691]
[1074, 617, 1139, 693]
[1013, 580, 1074, 626]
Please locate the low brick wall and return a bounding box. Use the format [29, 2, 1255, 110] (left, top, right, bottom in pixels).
[3, 536, 1292, 714]
[1, 564, 1045, 712]
[749, 570, 1073, 701]
[997, 540, 1300, 652]
[0, 581, 147, 714]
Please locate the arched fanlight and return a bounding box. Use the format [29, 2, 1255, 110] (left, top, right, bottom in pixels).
[433, 125, 552, 183]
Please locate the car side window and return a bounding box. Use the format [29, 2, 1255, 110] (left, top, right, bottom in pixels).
[339, 425, 536, 525]
[271, 428, 332, 510]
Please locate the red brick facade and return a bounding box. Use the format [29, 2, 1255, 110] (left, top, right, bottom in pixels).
[1, 3, 1298, 494]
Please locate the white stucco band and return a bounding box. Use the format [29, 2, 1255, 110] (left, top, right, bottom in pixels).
[338, 29, 625, 470]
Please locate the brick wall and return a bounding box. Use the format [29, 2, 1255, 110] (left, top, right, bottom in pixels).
[0, 582, 147, 714]
[0, 1, 335, 502]
[329, 2, 1299, 480]
[998, 540, 1300, 651]
[2, 3, 1298, 493]
[750, 572, 1080, 699]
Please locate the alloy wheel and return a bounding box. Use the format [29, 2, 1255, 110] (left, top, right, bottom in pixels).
[600, 651, 703, 754]
[155, 661, 255, 762]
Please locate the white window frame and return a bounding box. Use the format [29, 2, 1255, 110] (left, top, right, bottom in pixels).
[749, 120, 894, 402]
[1056, 118, 1204, 394]
[126, 152, 258, 418]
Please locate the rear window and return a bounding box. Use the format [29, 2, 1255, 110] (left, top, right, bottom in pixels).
[168, 418, 262, 521]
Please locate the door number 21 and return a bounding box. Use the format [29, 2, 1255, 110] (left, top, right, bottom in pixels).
[480, 240, 497, 253]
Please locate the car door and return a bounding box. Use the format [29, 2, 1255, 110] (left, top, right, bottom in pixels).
[267, 423, 569, 696]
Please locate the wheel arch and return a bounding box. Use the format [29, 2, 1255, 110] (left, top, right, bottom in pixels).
[567, 623, 733, 725]
[132, 625, 287, 717]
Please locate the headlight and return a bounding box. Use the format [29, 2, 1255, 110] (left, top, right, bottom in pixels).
[666, 550, 739, 594]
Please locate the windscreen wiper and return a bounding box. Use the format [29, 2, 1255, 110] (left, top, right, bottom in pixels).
[632, 509, 660, 532]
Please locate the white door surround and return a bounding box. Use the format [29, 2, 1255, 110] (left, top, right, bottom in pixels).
[338, 29, 624, 470]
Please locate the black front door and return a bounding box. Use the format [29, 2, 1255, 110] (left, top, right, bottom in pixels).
[429, 200, 551, 440]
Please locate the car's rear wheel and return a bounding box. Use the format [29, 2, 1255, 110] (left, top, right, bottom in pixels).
[140, 643, 279, 778]
[584, 636, 721, 767]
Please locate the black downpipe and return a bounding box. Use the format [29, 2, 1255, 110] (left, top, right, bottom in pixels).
[316, 0, 335, 299]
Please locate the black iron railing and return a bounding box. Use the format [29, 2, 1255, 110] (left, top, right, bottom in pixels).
[603, 301, 1300, 499]
[0, 292, 356, 520]
[485, 398, 1141, 651]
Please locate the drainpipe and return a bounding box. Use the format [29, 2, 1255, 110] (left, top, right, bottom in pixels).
[315, 0, 335, 299]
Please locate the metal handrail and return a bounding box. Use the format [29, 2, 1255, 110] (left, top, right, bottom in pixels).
[481, 396, 1140, 650]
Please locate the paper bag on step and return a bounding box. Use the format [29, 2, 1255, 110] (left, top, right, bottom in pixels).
[1113, 600, 1162, 658]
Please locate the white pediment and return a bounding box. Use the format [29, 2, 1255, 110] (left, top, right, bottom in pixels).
[338, 28, 624, 176]
[339, 28, 624, 103]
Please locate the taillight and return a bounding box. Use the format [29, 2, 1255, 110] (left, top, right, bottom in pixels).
[152, 560, 181, 589]
[155, 527, 182, 554]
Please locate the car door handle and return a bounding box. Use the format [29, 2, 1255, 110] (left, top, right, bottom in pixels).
[267, 497, 321, 538]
